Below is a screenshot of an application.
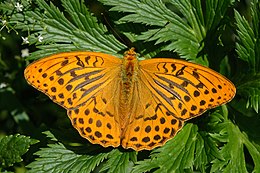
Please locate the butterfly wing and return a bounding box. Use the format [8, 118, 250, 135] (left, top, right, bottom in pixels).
[121, 79, 184, 151]
[139, 58, 236, 120]
[24, 52, 123, 147]
[121, 58, 236, 151]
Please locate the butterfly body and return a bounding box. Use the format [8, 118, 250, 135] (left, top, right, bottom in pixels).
[25, 49, 236, 151]
[121, 49, 137, 104]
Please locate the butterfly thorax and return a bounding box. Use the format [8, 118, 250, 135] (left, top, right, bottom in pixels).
[119, 48, 139, 128]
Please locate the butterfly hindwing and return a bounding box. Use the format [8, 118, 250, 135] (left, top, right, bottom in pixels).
[121, 78, 183, 150]
[68, 77, 122, 147]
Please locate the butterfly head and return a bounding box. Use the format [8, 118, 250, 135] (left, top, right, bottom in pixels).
[124, 48, 137, 61]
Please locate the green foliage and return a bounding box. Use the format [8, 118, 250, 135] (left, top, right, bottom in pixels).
[133, 123, 199, 172]
[236, 73, 260, 113]
[26, 131, 111, 173]
[235, 1, 260, 113]
[101, 0, 206, 63]
[133, 108, 260, 173]
[209, 107, 260, 172]
[100, 150, 137, 173]
[0, 0, 259, 172]
[2, 0, 126, 60]
[0, 134, 38, 167]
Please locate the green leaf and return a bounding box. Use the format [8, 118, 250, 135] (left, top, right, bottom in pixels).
[27, 143, 110, 173]
[27, 131, 110, 173]
[100, 150, 137, 173]
[2, 0, 126, 60]
[236, 73, 260, 114]
[100, 0, 204, 62]
[133, 124, 198, 173]
[100, 0, 170, 26]
[235, 0, 260, 113]
[100, 0, 235, 67]
[251, 0, 260, 38]
[205, 108, 260, 173]
[194, 132, 223, 172]
[205, 0, 235, 31]
[0, 134, 38, 167]
[26, 131, 138, 173]
[235, 10, 259, 73]
[211, 121, 260, 173]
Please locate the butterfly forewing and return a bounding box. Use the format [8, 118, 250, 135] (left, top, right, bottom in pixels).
[24, 52, 121, 108]
[139, 58, 236, 120]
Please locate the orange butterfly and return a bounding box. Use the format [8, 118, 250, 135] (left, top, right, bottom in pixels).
[24, 48, 236, 151]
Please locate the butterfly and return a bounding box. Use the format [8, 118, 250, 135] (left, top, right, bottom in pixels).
[24, 48, 236, 151]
